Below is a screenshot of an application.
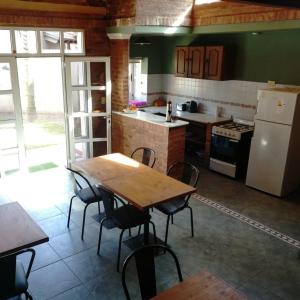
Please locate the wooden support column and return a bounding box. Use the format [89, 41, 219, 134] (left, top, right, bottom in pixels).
[108, 33, 131, 112]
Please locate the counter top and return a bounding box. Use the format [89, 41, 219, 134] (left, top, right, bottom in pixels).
[113, 111, 188, 128]
[142, 106, 230, 124]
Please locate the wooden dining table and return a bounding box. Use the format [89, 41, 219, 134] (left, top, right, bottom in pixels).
[0, 202, 49, 289]
[73, 153, 196, 243]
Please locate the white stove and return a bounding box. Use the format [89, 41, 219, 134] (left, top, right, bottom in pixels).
[212, 119, 254, 141]
[210, 119, 254, 179]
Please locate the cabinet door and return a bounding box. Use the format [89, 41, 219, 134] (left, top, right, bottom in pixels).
[205, 46, 224, 80]
[188, 46, 205, 79]
[175, 47, 189, 77]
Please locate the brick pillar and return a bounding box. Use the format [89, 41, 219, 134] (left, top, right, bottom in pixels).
[108, 33, 131, 112]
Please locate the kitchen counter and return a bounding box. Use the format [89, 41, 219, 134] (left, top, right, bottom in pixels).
[142, 106, 230, 124]
[113, 111, 189, 128]
[112, 111, 187, 173]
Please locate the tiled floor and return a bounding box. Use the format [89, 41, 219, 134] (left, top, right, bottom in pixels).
[1, 166, 299, 300]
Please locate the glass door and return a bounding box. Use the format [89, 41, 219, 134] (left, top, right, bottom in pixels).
[0, 57, 25, 177]
[65, 57, 111, 163]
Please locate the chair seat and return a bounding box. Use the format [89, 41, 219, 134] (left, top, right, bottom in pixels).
[112, 205, 151, 229]
[156, 198, 186, 215]
[0, 260, 28, 299]
[76, 185, 102, 204]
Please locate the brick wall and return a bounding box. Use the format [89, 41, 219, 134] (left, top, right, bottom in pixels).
[193, 2, 300, 26]
[108, 0, 136, 26]
[112, 113, 186, 173]
[136, 0, 193, 26]
[110, 39, 129, 111]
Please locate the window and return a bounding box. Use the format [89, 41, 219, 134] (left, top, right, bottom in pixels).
[0, 28, 85, 56]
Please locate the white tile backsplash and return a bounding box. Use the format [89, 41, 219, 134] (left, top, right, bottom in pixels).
[145, 74, 300, 120]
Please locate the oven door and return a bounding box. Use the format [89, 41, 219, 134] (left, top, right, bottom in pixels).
[210, 134, 239, 164]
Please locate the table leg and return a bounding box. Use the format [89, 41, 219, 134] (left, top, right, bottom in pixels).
[144, 208, 150, 245]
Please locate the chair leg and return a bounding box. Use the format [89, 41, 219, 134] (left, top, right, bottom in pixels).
[81, 203, 90, 240]
[128, 228, 132, 237]
[25, 291, 33, 300]
[117, 229, 125, 272]
[137, 225, 142, 236]
[97, 217, 107, 255]
[150, 221, 157, 244]
[187, 206, 194, 237]
[67, 195, 76, 228]
[97, 201, 101, 214]
[165, 215, 171, 245]
[171, 215, 174, 224]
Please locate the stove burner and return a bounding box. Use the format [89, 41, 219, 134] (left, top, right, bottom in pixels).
[219, 122, 253, 132]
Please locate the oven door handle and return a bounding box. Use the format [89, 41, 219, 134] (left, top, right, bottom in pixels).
[229, 139, 239, 143]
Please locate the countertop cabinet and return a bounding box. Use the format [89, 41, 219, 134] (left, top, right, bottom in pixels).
[205, 46, 224, 81]
[175, 45, 229, 81]
[175, 46, 204, 78]
[175, 46, 189, 77]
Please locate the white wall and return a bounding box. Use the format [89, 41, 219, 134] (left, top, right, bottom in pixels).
[146, 74, 300, 120]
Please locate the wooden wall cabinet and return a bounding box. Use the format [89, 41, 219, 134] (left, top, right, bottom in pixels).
[175, 45, 228, 81]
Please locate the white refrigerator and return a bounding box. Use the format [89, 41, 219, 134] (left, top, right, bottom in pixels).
[246, 87, 300, 196]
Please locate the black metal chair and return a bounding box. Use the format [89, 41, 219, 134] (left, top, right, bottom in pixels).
[0, 248, 35, 300]
[97, 186, 157, 272]
[155, 161, 200, 244]
[121, 244, 183, 300]
[131, 147, 157, 168]
[66, 167, 102, 240]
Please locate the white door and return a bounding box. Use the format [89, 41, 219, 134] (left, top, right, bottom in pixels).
[246, 120, 291, 196]
[65, 57, 111, 163]
[0, 58, 25, 177]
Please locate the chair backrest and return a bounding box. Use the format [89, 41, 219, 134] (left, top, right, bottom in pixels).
[97, 186, 115, 219]
[131, 147, 157, 168]
[167, 161, 200, 188]
[66, 167, 98, 197]
[121, 244, 183, 300]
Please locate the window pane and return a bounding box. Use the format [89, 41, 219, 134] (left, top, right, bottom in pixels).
[93, 141, 107, 156]
[92, 116, 106, 138]
[72, 91, 88, 113]
[2, 150, 20, 175]
[0, 63, 12, 90]
[91, 90, 106, 113]
[75, 142, 89, 161]
[0, 121, 18, 150]
[64, 32, 83, 53]
[90, 62, 106, 86]
[41, 31, 60, 53]
[0, 30, 12, 53]
[74, 117, 89, 138]
[15, 30, 37, 54]
[0, 94, 15, 121]
[70, 62, 86, 86]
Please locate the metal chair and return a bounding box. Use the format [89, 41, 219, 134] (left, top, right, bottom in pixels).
[121, 244, 183, 300]
[66, 167, 102, 240]
[97, 186, 157, 272]
[155, 161, 200, 244]
[0, 248, 35, 300]
[131, 147, 157, 168]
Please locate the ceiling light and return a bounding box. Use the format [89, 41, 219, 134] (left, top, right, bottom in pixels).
[134, 37, 151, 45]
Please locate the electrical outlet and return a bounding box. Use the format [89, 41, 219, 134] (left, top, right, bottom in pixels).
[267, 80, 276, 86]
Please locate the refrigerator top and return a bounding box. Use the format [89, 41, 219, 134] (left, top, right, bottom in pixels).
[256, 88, 300, 125]
[260, 87, 300, 94]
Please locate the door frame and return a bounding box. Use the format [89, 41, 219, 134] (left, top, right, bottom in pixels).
[64, 56, 111, 164]
[0, 57, 25, 177]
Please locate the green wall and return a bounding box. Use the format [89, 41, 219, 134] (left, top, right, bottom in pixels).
[130, 29, 300, 85]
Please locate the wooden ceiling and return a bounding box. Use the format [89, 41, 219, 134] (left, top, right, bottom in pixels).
[222, 0, 300, 9]
[0, 0, 108, 16]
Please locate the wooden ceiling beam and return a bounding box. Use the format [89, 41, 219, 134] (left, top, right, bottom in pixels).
[0, 0, 107, 15]
[222, 0, 300, 9]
